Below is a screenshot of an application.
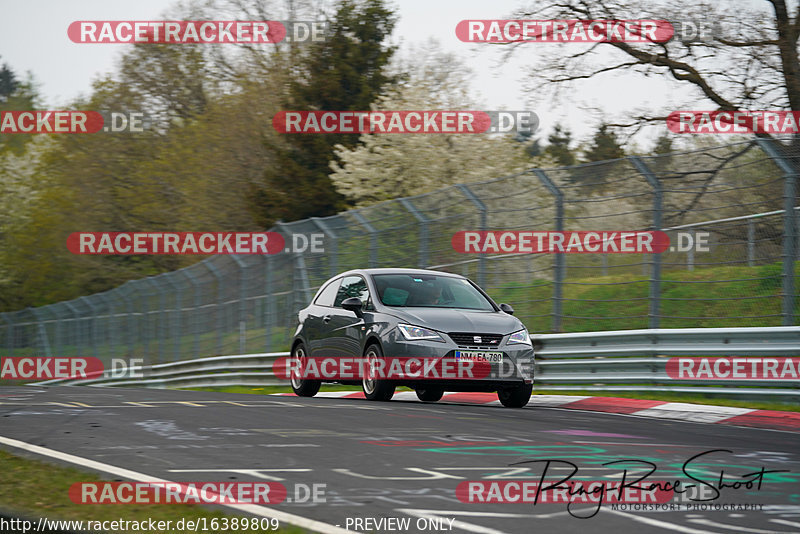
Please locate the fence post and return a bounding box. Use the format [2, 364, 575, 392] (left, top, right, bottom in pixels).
[457, 184, 487, 287]
[29, 308, 52, 358]
[78, 297, 100, 357]
[161, 273, 182, 362]
[203, 261, 225, 355]
[264, 255, 274, 352]
[230, 256, 248, 355]
[52, 304, 64, 357]
[294, 254, 313, 305]
[94, 293, 113, 364]
[796, 208, 800, 261]
[352, 210, 378, 268]
[117, 284, 134, 359]
[310, 217, 338, 277]
[756, 138, 796, 325]
[629, 156, 662, 329]
[399, 198, 429, 269]
[1, 313, 13, 355]
[286, 254, 313, 345]
[181, 270, 201, 358]
[533, 169, 564, 332]
[64, 302, 81, 356]
[143, 279, 165, 364]
[748, 218, 755, 267]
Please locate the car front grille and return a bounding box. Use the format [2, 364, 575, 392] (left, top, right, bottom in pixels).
[448, 332, 504, 349]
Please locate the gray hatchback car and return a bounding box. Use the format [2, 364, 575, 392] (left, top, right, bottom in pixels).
[290, 268, 534, 407]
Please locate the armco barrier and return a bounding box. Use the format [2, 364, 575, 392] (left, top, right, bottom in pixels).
[31, 327, 800, 401]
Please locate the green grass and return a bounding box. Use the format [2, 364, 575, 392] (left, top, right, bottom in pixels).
[0, 449, 308, 533]
[494, 261, 798, 333]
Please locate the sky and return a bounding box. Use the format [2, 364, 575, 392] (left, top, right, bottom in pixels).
[0, 0, 721, 149]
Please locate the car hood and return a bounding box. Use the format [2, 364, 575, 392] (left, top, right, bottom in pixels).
[384, 307, 523, 335]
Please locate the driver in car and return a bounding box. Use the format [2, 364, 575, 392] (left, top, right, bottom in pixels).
[419, 283, 443, 306]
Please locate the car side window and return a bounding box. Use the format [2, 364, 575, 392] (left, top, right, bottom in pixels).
[334, 276, 372, 309]
[314, 279, 341, 307]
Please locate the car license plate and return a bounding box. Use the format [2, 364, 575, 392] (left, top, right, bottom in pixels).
[455, 351, 503, 363]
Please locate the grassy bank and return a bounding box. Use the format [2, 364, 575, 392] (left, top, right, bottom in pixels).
[0, 449, 307, 534]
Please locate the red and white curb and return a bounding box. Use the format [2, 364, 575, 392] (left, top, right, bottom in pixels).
[275, 391, 800, 433]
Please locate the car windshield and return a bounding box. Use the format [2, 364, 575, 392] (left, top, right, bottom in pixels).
[372, 274, 495, 310]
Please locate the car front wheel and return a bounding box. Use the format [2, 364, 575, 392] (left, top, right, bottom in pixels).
[497, 383, 533, 408]
[416, 388, 444, 402]
[362, 343, 395, 401]
[290, 343, 321, 397]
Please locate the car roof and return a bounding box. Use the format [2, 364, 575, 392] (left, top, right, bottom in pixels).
[335, 268, 466, 279]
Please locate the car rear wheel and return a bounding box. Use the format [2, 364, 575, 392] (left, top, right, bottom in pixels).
[290, 343, 320, 397]
[416, 388, 444, 402]
[362, 343, 395, 401]
[497, 383, 533, 408]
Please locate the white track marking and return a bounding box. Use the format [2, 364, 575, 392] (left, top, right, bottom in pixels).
[0, 435, 352, 534]
[397, 509, 509, 534]
[771, 519, 800, 528]
[633, 403, 754, 423]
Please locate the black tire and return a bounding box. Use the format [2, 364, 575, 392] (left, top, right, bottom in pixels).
[362, 343, 395, 401]
[416, 388, 444, 402]
[497, 383, 533, 408]
[290, 343, 321, 397]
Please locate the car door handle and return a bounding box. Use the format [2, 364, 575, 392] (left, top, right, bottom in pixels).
[323, 315, 332, 324]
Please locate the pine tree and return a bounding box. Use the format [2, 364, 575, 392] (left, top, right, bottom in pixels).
[544, 124, 576, 166]
[255, 0, 399, 224]
[583, 123, 625, 162]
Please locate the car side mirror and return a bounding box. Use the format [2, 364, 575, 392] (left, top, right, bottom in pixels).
[341, 297, 364, 317]
[499, 303, 514, 315]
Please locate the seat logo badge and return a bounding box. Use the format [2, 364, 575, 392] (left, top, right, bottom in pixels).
[474, 336, 482, 343]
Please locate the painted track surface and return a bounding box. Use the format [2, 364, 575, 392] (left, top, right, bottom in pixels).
[1, 386, 799, 534]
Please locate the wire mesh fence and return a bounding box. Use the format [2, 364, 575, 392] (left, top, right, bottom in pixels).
[1, 138, 798, 367]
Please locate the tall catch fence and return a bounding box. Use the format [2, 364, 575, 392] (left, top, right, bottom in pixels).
[1, 138, 798, 368]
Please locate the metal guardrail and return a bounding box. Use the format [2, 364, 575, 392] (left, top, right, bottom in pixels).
[32, 327, 800, 401]
[33, 352, 289, 389]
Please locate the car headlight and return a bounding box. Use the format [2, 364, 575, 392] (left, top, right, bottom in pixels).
[397, 323, 445, 342]
[508, 328, 531, 345]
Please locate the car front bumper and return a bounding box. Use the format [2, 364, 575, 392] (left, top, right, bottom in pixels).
[380, 335, 534, 386]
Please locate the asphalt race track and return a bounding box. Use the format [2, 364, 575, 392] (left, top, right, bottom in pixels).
[1, 386, 799, 534]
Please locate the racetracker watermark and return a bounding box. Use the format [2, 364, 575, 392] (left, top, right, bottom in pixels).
[0, 111, 148, 134]
[666, 357, 800, 380]
[274, 356, 504, 381]
[68, 21, 328, 44]
[456, 20, 673, 43]
[0, 357, 143, 380]
[667, 111, 800, 134]
[457, 480, 674, 504]
[452, 231, 670, 254]
[272, 110, 538, 134]
[66, 232, 324, 255]
[70, 482, 287, 504]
